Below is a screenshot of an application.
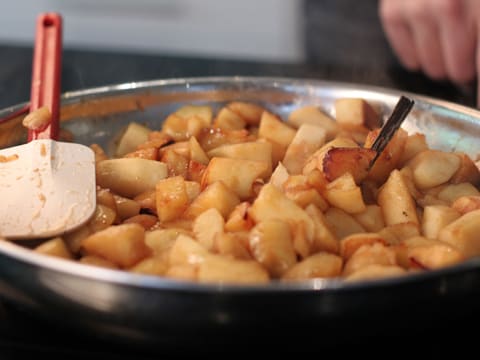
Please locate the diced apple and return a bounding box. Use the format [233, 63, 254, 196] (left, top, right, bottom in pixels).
[35, 237, 73, 260]
[80, 255, 118, 269]
[407, 150, 461, 189]
[202, 157, 269, 199]
[345, 264, 406, 282]
[130, 257, 169, 276]
[258, 111, 296, 148]
[207, 141, 272, 177]
[193, 208, 225, 251]
[113, 194, 141, 220]
[287, 105, 338, 140]
[322, 147, 376, 183]
[197, 255, 269, 284]
[437, 183, 480, 204]
[398, 133, 428, 166]
[451, 195, 480, 215]
[365, 128, 408, 183]
[175, 105, 212, 127]
[339, 233, 387, 260]
[81, 223, 150, 268]
[438, 209, 480, 258]
[145, 228, 187, 257]
[115, 122, 152, 157]
[334, 98, 381, 131]
[189, 136, 209, 165]
[123, 214, 158, 230]
[283, 124, 326, 175]
[156, 176, 189, 223]
[224, 202, 254, 232]
[353, 205, 385, 232]
[249, 220, 297, 277]
[96, 158, 168, 198]
[183, 181, 240, 220]
[215, 232, 251, 260]
[323, 173, 366, 214]
[269, 162, 290, 190]
[88, 204, 117, 233]
[169, 234, 210, 266]
[305, 204, 339, 254]
[283, 175, 328, 210]
[343, 243, 397, 276]
[213, 107, 247, 130]
[282, 252, 343, 280]
[450, 152, 480, 185]
[377, 169, 419, 226]
[248, 184, 315, 246]
[227, 101, 265, 125]
[377, 222, 420, 245]
[324, 207, 365, 239]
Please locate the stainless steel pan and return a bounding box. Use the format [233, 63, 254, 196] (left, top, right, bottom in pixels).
[1, 77, 480, 344]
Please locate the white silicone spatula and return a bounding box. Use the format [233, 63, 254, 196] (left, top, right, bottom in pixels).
[0, 13, 96, 239]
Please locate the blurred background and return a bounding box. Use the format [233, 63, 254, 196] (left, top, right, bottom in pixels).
[0, 0, 475, 109]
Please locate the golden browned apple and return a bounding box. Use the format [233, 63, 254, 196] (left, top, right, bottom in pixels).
[287, 105, 339, 140]
[343, 243, 397, 277]
[249, 219, 297, 277]
[323, 173, 367, 214]
[322, 147, 376, 183]
[339, 233, 387, 260]
[227, 101, 265, 126]
[406, 150, 461, 189]
[183, 181, 240, 220]
[193, 208, 225, 251]
[201, 157, 269, 199]
[282, 252, 343, 280]
[324, 207, 366, 239]
[81, 223, 150, 268]
[353, 205, 385, 232]
[438, 209, 480, 258]
[35, 237, 73, 260]
[115, 122, 152, 157]
[305, 204, 339, 254]
[334, 98, 381, 132]
[213, 107, 247, 130]
[450, 152, 480, 185]
[377, 169, 419, 226]
[258, 111, 296, 148]
[282, 123, 326, 175]
[96, 158, 168, 198]
[451, 195, 480, 215]
[155, 176, 189, 223]
[197, 255, 270, 284]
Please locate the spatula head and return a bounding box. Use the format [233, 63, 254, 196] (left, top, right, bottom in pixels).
[0, 139, 96, 239]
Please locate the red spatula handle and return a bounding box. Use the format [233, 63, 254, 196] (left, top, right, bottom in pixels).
[28, 13, 62, 141]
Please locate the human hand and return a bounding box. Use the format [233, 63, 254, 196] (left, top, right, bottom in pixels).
[379, 0, 479, 104]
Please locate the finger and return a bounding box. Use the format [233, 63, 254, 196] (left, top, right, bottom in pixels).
[406, 1, 446, 80]
[379, 0, 420, 70]
[434, 0, 476, 84]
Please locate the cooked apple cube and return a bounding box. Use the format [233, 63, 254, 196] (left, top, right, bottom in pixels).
[287, 105, 338, 140]
[224, 202, 253, 232]
[305, 204, 339, 254]
[399, 133, 429, 166]
[452, 195, 480, 215]
[115, 122, 152, 157]
[283, 124, 326, 175]
[189, 136, 209, 165]
[353, 205, 385, 232]
[450, 152, 480, 185]
[324, 207, 365, 239]
[377, 169, 419, 226]
[169, 234, 210, 266]
[437, 183, 480, 204]
[339, 232, 387, 260]
[175, 105, 212, 127]
[35, 237, 73, 260]
[81, 223, 150, 268]
[343, 243, 397, 277]
[156, 176, 189, 223]
[248, 184, 315, 246]
[322, 147, 376, 183]
[334, 98, 381, 131]
[345, 264, 406, 282]
[365, 128, 408, 183]
[193, 208, 225, 251]
[422, 205, 460, 239]
[96, 158, 168, 198]
[438, 209, 480, 258]
[282, 252, 343, 280]
[323, 172, 366, 214]
[213, 107, 247, 130]
[227, 101, 265, 126]
[130, 257, 169, 276]
[377, 222, 420, 245]
[249, 220, 297, 277]
[207, 141, 272, 177]
[183, 181, 240, 220]
[269, 162, 290, 190]
[113, 194, 141, 220]
[215, 232, 251, 260]
[258, 111, 296, 148]
[202, 157, 269, 199]
[407, 150, 461, 189]
[198, 255, 269, 284]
